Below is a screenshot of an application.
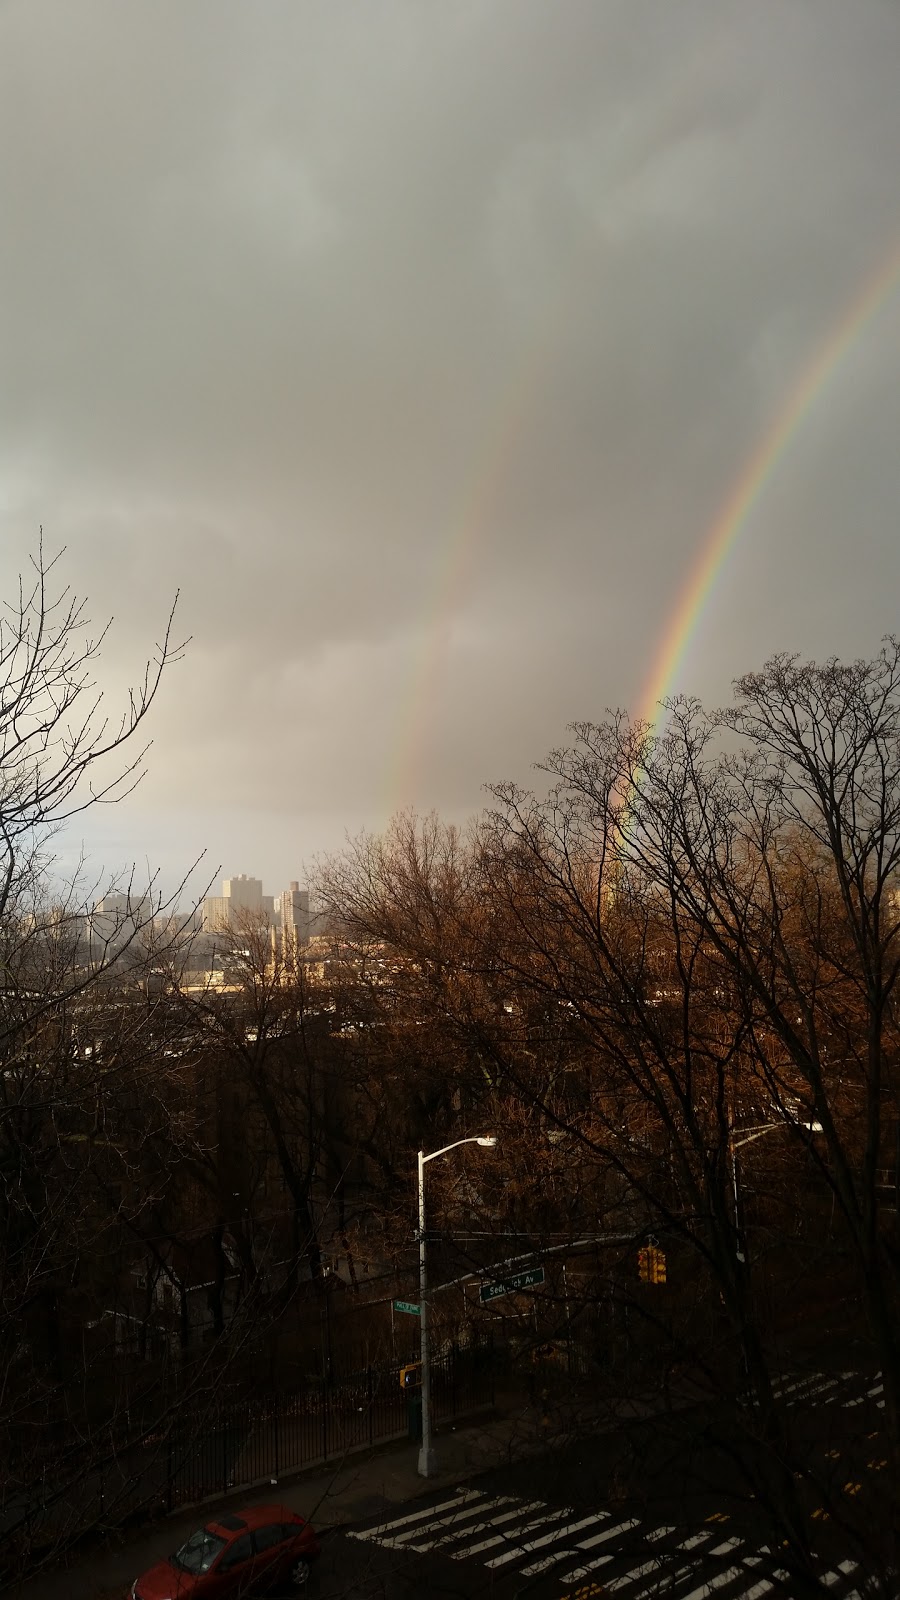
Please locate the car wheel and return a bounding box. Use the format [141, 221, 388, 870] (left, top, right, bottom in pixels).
[290, 1557, 311, 1589]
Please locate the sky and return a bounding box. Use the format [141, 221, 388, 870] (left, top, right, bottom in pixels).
[2, 0, 899, 901]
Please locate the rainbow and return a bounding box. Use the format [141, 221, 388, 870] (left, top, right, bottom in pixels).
[387, 233, 900, 825]
[382, 335, 553, 821]
[633, 234, 900, 738]
[382, 32, 730, 822]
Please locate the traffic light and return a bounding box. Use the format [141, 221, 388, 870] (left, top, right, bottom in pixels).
[638, 1244, 667, 1284]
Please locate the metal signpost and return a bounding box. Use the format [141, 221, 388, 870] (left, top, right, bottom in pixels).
[479, 1265, 546, 1304]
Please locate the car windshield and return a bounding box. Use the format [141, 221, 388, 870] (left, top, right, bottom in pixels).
[172, 1528, 227, 1574]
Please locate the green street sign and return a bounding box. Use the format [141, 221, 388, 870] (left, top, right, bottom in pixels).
[393, 1300, 421, 1316]
[479, 1265, 546, 1304]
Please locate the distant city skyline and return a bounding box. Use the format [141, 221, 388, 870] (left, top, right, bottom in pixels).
[199, 872, 311, 940]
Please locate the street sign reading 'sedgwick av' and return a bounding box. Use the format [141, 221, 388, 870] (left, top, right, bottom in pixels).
[479, 1266, 545, 1304]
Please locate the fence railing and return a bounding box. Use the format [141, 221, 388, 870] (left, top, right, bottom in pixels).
[0, 1335, 496, 1575]
[164, 1338, 493, 1509]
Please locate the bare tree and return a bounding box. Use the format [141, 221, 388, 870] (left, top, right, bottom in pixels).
[469, 648, 900, 1589]
[0, 544, 192, 1582]
[318, 646, 900, 1594]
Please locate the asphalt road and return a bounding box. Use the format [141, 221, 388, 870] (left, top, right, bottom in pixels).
[314, 1488, 861, 1600]
[308, 1369, 891, 1600]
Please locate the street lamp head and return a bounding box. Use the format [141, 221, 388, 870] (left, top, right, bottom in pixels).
[476, 1135, 497, 1147]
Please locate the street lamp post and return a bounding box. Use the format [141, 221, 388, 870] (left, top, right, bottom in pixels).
[417, 1135, 497, 1478]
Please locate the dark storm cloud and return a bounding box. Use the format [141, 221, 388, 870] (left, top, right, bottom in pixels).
[1, 0, 899, 887]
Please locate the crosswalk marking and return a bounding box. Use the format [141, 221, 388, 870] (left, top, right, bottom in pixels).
[545, 1527, 682, 1600]
[577, 1516, 641, 1551]
[418, 1499, 547, 1549]
[482, 1509, 590, 1566]
[676, 1531, 715, 1552]
[350, 1491, 861, 1599]
[822, 1376, 855, 1402]
[801, 1377, 841, 1401]
[772, 1376, 806, 1398]
[603, 1556, 665, 1591]
[348, 1487, 482, 1538]
[358, 1494, 518, 1549]
[768, 1368, 885, 1415]
[459, 1505, 574, 1559]
[615, 1534, 786, 1600]
[558, 1553, 615, 1584]
[556, 1520, 642, 1584]
[742, 1577, 787, 1600]
[517, 1513, 614, 1575]
[823, 1371, 859, 1403]
[822, 1559, 859, 1588]
[594, 1526, 682, 1598]
[679, 1552, 760, 1600]
[773, 1373, 827, 1400]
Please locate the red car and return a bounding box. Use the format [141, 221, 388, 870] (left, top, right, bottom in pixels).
[131, 1505, 320, 1598]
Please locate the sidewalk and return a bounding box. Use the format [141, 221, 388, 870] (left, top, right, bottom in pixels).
[10, 1383, 681, 1600]
[8, 1393, 555, 1600]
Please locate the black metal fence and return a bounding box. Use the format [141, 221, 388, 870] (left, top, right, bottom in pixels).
[161, 1337, 494, 1510]
[0, 1339, 496, 1574]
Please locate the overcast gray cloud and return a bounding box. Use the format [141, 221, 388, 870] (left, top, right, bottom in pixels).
[1, 0, 899, 894]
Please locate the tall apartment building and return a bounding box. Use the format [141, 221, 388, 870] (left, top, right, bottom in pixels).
[224, 874, 263, 915]
[201, 875, 265, 931]
[279, 881, 311, 956]
[200, 896, 230, 933]
[200, 875, 306, 941]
